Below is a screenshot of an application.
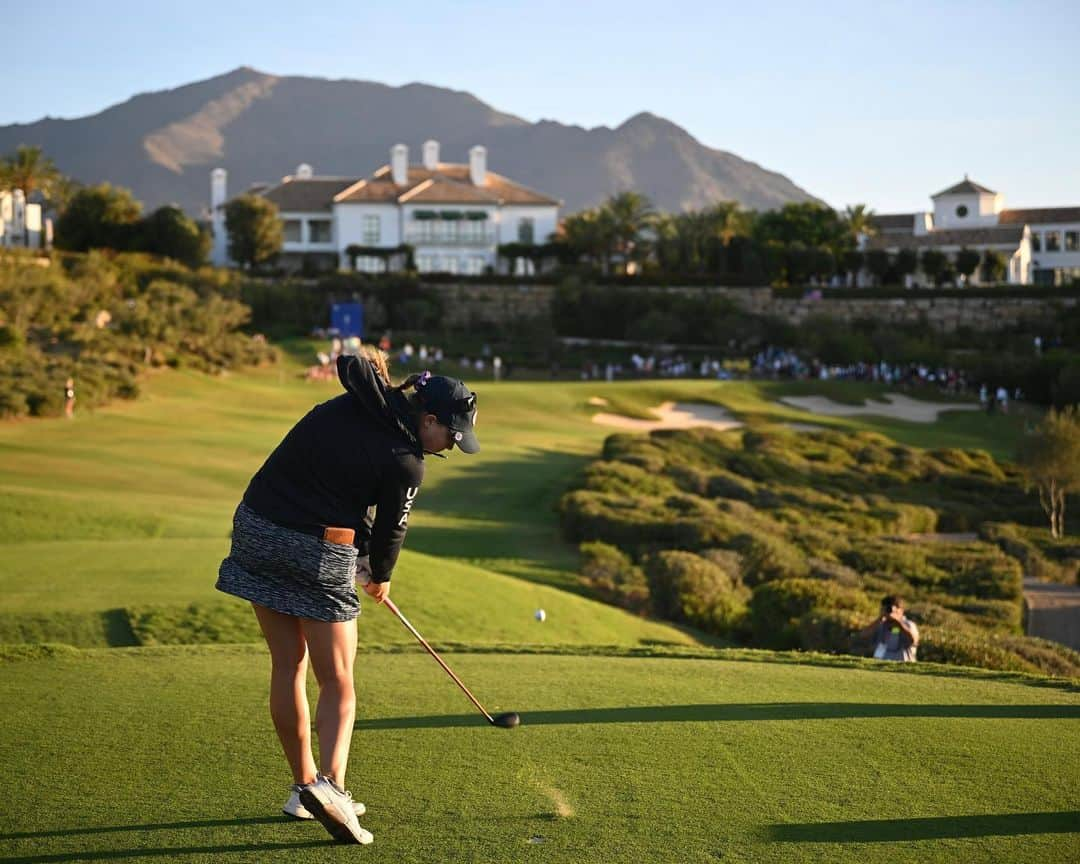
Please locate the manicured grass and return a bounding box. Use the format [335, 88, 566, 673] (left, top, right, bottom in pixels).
[0, 363, 1035, 643]
[0, 646, 1077, 863]
[0, 359, 1074, 861]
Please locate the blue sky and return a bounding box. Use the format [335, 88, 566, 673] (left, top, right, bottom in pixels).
[5, 0, 1078, 212]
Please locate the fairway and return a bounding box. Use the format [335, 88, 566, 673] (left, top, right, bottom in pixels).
[1, 648, 1077, 863]
[1, 359, 1076, 861]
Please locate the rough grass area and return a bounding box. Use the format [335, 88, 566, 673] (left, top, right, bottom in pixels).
[0, 647, 1077, 864]
[560, 424, 1080, 675]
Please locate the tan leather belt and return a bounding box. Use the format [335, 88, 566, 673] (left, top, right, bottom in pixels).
[323, 526, 355, 545]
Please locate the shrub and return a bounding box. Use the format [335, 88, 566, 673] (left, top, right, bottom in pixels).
[923, 545, 1023, 601]
[0, 252, 274, 418]
[644, 550, 749, 635]
[797, 608, 865, 653]
[582, 460, 677, 498]
[917, 629, 1080, 676]
[750, 578, 871, 649]
[806, 557, 861, 588]
[705, 470, 757, 501]
[737, 531, 810, 584]
[579, 542, 650, 614]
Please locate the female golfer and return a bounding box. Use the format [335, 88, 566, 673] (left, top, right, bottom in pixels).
[216, 349, 479, 845]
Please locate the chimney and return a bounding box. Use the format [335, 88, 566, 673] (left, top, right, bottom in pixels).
[469, 145, 487, 186]
[211, 168, 227, 209]
[422, 140, 440, 171]
[210, 168, 228, 266]
[295, 163, 313, 180]
[391, 144, 409, 185]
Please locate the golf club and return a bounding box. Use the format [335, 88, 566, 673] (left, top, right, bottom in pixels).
[382, 596, 520, 729]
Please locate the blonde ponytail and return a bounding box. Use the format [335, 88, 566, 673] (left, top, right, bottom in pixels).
[359, 345, 391, 386]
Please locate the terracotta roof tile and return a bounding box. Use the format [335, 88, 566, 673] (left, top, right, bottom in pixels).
[864, 225, 1025, 250]
[399, 176, 500, 204]
[335, 163, 559, 206]
[260, 177, 360, 212]
[998, 207, 1080, 225]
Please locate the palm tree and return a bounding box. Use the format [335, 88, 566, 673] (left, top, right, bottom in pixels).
[651, 212, 679, 271]
[601, 191, 654, 273]
[561, 208, 616, 274]
[843, 204, 877, 243]
[1, 146, 62, 203]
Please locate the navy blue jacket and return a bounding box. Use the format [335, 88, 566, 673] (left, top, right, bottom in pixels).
[242, 355, 425, 582]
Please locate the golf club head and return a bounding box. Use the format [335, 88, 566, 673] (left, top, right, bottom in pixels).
[492, 712, 521, 728]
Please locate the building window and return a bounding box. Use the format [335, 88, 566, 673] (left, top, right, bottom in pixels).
[416, 254, 435, 273]
[955, 204, 968, 218]
[1065, 231, 1079, 252]
[309, 220, 332, 243]
[362, 214, 380, 245]
[464, 256, 486, 275]
[1045, 231, 1061, 252]
[283, 219, 302, 243]
[517, 217, 535, 244]
[443, 256, 459, 274]
[356, 255, 383, 273]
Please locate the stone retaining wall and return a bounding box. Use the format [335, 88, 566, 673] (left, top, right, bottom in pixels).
[424, 282, 1074, 333]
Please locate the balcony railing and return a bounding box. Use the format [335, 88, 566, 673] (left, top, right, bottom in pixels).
[405, 225, 496, 246]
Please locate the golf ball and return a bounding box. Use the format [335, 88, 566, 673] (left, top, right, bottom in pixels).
[535, 609, 546, 622]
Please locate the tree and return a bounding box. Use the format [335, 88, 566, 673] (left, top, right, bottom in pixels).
[843, 204, 876, 243]
[752, 202, 853, 262]
[140, 205, 210, 267]
[920, 249, 948, 286]
[981, 249, 1007, 283]
[224, 194, 283, 269]
[1017, 406, 1080, 538]
[864, 249, 891, 286]
[955, 247, 981, 284]
[601, 191, 655, 273]
[840, 250, 864, 284]
[54, 183, 142, 252]
[895, 248, 919, 286]
[560, 208, 615, 274]
[0, 145, 62, 202]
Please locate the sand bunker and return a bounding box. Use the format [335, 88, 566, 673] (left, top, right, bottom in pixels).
[779, 393, 980, 424]
[591, 401, 742, 432]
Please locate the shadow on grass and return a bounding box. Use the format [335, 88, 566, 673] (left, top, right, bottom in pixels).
[768, 811, 1080, 843]
[102, 608, 138, 647]
[0, 815, 285, 841]
[0, 816, 336, 863]
[406, 446, 591, 590]
[0, 840, 329, 863]
[355, 701, 1080, 730]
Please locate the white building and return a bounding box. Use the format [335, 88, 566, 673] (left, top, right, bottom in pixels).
[864, 178, 1080, 286]
[0, 189, 50, 250]
[210, 141, 560, 274]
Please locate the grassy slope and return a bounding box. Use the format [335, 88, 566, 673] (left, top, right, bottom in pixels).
[0, 365, 1030, 613]
[2, 362, 1074, 860]
[0, 647, 1077, 864]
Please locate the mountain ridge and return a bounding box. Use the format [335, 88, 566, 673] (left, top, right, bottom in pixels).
[0, 66, 823, 216]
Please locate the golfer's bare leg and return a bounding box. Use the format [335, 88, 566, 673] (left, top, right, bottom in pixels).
[300, 617, 358, 787]
[251, 603, 317, 785]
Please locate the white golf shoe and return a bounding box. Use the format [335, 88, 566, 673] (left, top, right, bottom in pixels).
[298, 774, 374, 845]
[284, 784, 366, 820]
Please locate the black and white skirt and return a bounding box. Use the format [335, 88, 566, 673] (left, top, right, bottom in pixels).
[216, 502, 363, 622]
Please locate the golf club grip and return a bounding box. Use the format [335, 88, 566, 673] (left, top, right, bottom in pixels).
[383, 597, 494, 723]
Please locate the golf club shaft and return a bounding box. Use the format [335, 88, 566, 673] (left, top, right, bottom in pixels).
[382, 597, 495, 724]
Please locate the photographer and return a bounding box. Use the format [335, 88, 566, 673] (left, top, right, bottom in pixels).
[858, 595, 919, 662]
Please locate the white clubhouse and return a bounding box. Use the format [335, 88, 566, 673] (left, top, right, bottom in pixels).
[865, 178, 1080, 286]
[210, 141, 560, 274]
